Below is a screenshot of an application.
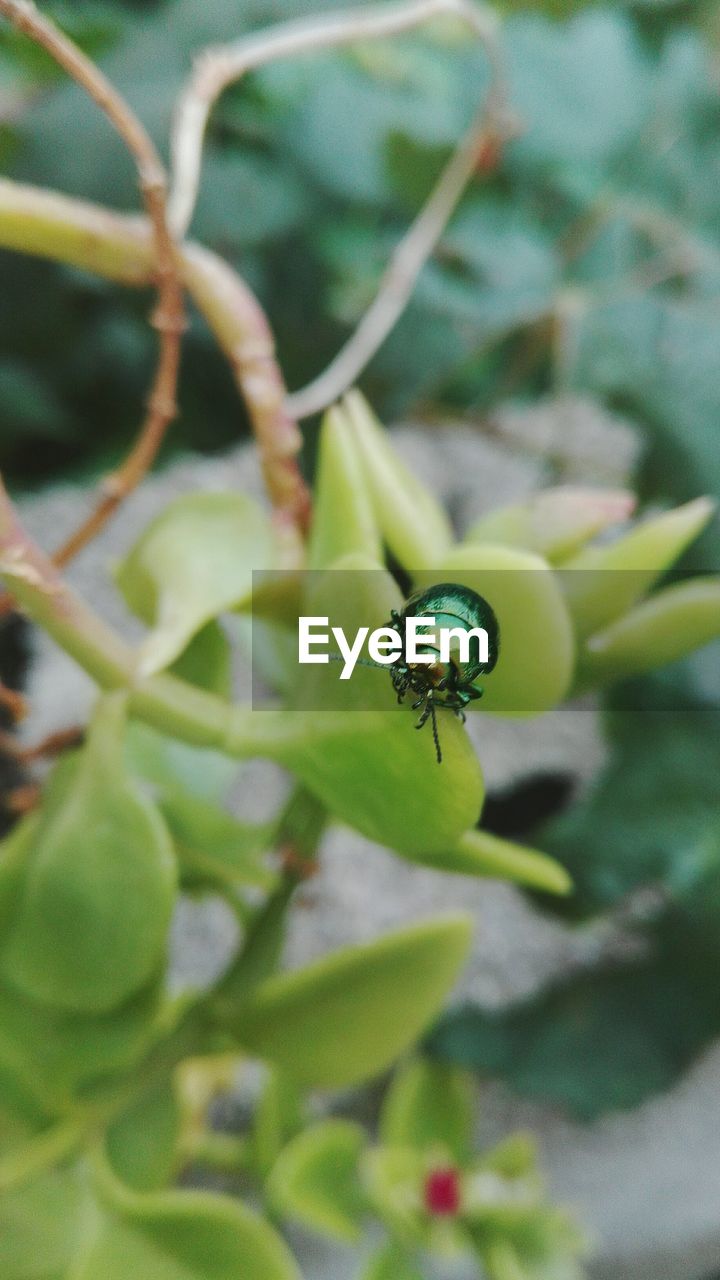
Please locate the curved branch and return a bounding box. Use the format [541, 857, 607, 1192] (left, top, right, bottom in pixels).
[0, 0, 185, 565]
[286, 112, 512, 419]
[0, 179, 310, 546]
[169, 0, 514, 418]
[169, 0, 504, 237]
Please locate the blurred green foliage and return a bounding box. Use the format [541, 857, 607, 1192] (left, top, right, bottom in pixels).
[0, 0, 719, 536]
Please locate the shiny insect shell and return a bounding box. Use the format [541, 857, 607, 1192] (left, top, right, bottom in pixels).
[386, 582, 500, 764]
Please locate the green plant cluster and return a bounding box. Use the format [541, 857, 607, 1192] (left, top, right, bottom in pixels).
[1, 0, 720, 1269]
[1, 389, 718, 1275]
[268, 1057, 587, 1279]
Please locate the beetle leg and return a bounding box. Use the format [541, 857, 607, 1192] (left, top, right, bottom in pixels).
[415, 698, 431, 726]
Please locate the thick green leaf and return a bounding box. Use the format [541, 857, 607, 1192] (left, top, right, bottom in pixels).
[125, 722, 238, 805]
[343, 391, 452, 569]
[0, 1063, 48, 1159]
[400, 830, 571, 895]
[413, 545, 575, 715]
[1, 696, 177, 1014]
[279, 556, 484, 852]
[577, 577, 720, 687]
[169, 621, 232, 698]
[0, 977, 165, 1111]
[221, 916, 472, 1089]
[115, 493, 273, 676]
[158, 790, 275, 892]
[106, 1077, 181, 1193]
[561, 498, 715, 639]
[251, 1068, 303, 1178]
[361, 1145, 426, 1244]
[0, 1166, 87, 1280]
[193, 151, 309, 249]
[507, 10, 650, 179]
[72, 1188, 300, 1280]
[380, 1058, 473, 1162]
[275, 710, 484, 857]
[308, 404, 382, 571]
[268, 1119, 367, 1242]
[465, 487, 635, 564]
[357, 1241, 425, 1280]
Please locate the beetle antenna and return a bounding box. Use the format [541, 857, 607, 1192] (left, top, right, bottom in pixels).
[430, 698, 442, 765]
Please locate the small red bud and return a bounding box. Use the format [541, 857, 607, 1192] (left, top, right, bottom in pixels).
[423, 1166, 461, 1216]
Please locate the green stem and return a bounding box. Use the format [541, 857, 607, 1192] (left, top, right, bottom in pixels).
[0, 477, 338, 760]
[0, 1116, 88, 1193]
[0, 178, 310, 543]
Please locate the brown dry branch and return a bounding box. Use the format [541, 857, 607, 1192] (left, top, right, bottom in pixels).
[0, 0, 185, 566]
[0, 679, 26, 723]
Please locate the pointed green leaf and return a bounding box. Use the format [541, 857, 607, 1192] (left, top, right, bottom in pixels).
[106, 1077, 181, 1193]
[578, 577, 720, 687]
[221, 916, 472, 1088]
[0, 977, 164, 1111]
[358, 1242, 425, 1280]
[1, 696, 177, 1014]
[414, 545, 575, 714]
[268, 1119, 366, 1242]
[465, 487, 635, 563]
[282, 558, 483, 851]
[380, 1058, 473, 1162]
[115, 492, 273, 676]
[343, 390, 452, 569]
[158, 791, 275, 892]
[361, 1145, 426, 1243]
[0, 1166, 88, 1280]
[125, 722, 238, 805]
[276, 711, 484, 857]
[0, 1063, 48, 1158]
[294, 554, 403, 712]
[169, 621, 232, 697]
[72, 1189, 300, 1280]
[309, 403, 382, 570]
[562, 497, 716, 638]
[251, 1068, 303, 1178]
[415, 830, 571, 896]
[0, 812, 39, 940]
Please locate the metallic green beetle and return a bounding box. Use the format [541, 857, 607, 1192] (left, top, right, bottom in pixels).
[386, 582, 500, 764]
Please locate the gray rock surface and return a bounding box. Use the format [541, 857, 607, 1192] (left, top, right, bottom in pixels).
[15, 399, 718, 1280]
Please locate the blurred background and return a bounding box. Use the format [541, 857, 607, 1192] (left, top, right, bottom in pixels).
[1, 1, 720, 1277]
